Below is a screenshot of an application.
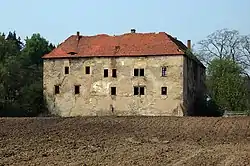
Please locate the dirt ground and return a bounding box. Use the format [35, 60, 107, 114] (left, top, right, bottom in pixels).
[0, 116, 250, 166]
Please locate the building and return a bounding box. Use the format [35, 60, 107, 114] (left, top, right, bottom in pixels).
[42, 29, 206, 117]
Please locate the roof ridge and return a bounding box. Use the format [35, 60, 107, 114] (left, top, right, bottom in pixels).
[72, 32, 166, 38]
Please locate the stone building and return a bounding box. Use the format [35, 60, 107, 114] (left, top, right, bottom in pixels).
[42, 29, 205, 117]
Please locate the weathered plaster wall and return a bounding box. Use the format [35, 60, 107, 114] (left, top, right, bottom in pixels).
[43, 55, 184, 117]
[183, 56, 206, 115]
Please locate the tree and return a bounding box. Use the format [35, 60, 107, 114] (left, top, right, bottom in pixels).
[0, 33, 20, 62]
[21, 33, 55, 65]
[0, 32, 54, 117]
[6, 31, 23, 51]
[206, 58, 248, 113]
[197, 29, 250, 74]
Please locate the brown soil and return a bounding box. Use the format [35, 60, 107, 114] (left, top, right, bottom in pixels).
[0, 116, 250, 166]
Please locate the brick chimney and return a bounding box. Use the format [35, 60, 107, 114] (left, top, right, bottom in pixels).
[187, 40, 191, 49]
[131, 29, 136, 33]
[76, 31, 80, 40]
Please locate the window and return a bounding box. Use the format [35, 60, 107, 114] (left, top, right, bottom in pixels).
[162, 67, 167, 77]
[75, 85, 80, 94]
[111, 87, 116, 95]
[104, 69, 108, 77]
[112, 69, 117, 78]
[54, 85, 60, 94]
[85, 66, 90, 74]
[134, 86, 139, 95]
[68, 52, 77, 55]
[140, 87, 145, 95]
[161, 87, 167, 95]
[65, 66, 69, 74]
[134, 68, 144, 76]
[139, 69, 144, 76]
[134, 69, 139, 76]
[134, 86, 145, 95]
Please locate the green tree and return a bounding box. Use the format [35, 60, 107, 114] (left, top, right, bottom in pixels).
[6, 31, 23, 51]
[0, 32, 55, 117]
[0, 33, 20, 62]
[207, 58, 248, 113]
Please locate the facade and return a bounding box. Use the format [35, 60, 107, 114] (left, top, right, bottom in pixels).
[43, 30, 205, 117]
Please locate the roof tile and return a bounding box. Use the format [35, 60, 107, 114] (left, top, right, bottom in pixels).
[43, 32, 187, 59]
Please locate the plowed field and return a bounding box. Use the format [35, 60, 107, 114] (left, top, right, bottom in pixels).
[0, 117, 250, 166]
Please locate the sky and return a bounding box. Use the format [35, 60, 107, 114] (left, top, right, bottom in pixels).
[1, 0, 250, 47]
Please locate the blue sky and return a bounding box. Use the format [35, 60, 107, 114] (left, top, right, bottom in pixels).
[1, 0, 250, 46]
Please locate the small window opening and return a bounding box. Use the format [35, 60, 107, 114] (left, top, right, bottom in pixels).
[161, 87, 167, 95]
[104, 69, 108, 77]
[134, 69, 139, 76]
[112, 69, 117, 77]
[162, 67, 167, 76]
[75, 85, 80, 94]
[55, 85, 60, 94]
[139, 69, 144, 76]
[65, 66, 69, 74]
[134, 86, 145, 95]
[111, 87, 116, 95]
[140, 87, 145, 95]
[134, 68, 144, 76]
[134, 86, 139, 95]
[86, 66, 90, 74]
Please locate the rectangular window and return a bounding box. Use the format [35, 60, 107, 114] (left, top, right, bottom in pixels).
[139, 69, 144, 76]
[134, 68, 145, 76]
[111, 87, 116, 95]
[134, 69, 139, 76]
[140, 87, 145, 95]
[75, 85, 80, 94]
[134, 86, 145, 95]
[161, 87, 167, 95]
[162, 67, 167, 76]
[85, 66, 90, 74]
[55, 85, 60, 94]
[104, 69, 108, 77]
[134, 86, 139, 95]
[65, 66, 69, 74]
[112, 69, 117, 78]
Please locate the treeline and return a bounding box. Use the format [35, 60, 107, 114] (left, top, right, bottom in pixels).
[193, 29, 250, 116]
[0, 31, 55, 116]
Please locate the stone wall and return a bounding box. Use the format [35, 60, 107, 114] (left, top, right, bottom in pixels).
[43, 55, 185, 117]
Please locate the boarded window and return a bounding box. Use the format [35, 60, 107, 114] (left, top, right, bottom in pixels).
[104, 69, 108, 77]
[111, 87, 116, 95]
[75, 85, 80, 94]
[85, 66, 90, 74]
[162, 67, 167, 76]
[112, 69, 117, 77]
[134, 86, 145, 95]
[55, 85, 60, 94]
[65, 66, 69, 74]
[161, 87, 167, 95]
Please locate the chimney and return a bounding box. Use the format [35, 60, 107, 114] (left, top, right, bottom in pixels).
[187, 40, 191, 49]
[76, 31, 80, 40]
[131, 29, 136, 33]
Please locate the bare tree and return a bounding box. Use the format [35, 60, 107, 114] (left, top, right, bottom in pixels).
[196, 29, 250, 75]
[239, 35, 250, 70]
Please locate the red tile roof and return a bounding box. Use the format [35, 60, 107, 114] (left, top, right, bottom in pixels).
[43, 32, 188, 59]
